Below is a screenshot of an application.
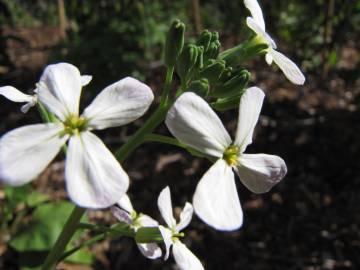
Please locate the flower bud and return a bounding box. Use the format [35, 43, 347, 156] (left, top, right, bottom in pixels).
[211, 69, 251, 98]
[187, 78, 209, 97]
[197, 30, 212, 51]
[220, 38, 268, 67]
[204, 40, 221, 61]
[199, 59, 226, 83]
[176, 44, 199, 84]
[164, 19, 186, 68]
[211, 93, 244, 111]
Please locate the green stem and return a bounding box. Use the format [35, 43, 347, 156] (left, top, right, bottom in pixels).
[42, 206, 86, 270]
[37, 103, 52, 123]
[58, 233, 105, 263]
[144, 133, 186, 148]
[160, 66, 174, 106]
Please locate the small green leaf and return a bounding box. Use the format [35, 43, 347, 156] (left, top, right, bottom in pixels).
[66, 248, 93, 265]
[10, 201, 86, 252]
[26, 191, 49, 207]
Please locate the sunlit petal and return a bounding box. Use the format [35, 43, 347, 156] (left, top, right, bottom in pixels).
[268, 49, 305, 85]
[0, 123, 66, 186]
[236, 153, 287, 194]
[166, 92, 231, 158]
[159, 225, 173, 260]
[234, 87, 265, 153]
[66, 131, 129, 208]
[81, 75, 92, 86]
[173, 241, 204, 270]
[138, 214, 159, 227]
[157, 186, 176, 228]
[176, 202, 193, 232]
[37, 63, 83, 120]
[83, 77, 154, 130]
[244, 0, 265, 31]
[193, 159, 243, 231]
[116, 194, 134, 213]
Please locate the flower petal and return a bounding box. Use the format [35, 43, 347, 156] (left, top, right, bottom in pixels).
[137, 243, 162, 260]
[244, 0, 265, 31]
[157, 186, 176, 228]
[173, 241, 204, 270]
[81, 75, 92, 86]
[83, 77, 154, 130]
[116, 194, 134, 213]
[111, 206, 133, 225]
[0, 86, 34, 103]
[246, 17, 277, 49]
[176, 202, 193, 232]
[0, 86, 37, 113]
[37, 63, 83, 120]
[193, 159, 243, 231]
[0, 123, 66, 186]
[166, 92, 231, 158]
[65, 131, 129, 208]
[159, 225, 173, 260]
[234, 87, 265, 153]
[265, 53, 273, 65]
[236, 153, 287, 194]
[268, 49, 305, 85]
[138, 214, 159, 227]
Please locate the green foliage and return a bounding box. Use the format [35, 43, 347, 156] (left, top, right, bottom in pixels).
[8, 201, 91, 268]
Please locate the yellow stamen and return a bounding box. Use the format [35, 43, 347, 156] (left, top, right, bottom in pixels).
[223, 145, 239, 166]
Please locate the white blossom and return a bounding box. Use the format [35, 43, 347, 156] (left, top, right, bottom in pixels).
[166, 90, 287, 231]
[157, 186, 204, 270]
[0, 86, 37, 113]
[0, 63, 154, 209]
[111, 195, 162, 259]
[244, 0, 305, 85]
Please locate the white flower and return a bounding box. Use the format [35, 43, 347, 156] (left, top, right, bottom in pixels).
[0, 75, 92, 113]
[157, 186, 204, 270]
[165, 90, 287, 231]
[0, 86, 38, 113]
[0, 63, 154, 209]
[244, 0, 305, 85]
[111, 195, 162, 259]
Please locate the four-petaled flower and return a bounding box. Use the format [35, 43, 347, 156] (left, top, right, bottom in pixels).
[157, 186, 204, 270]
[0, 63, 154, 208]
[244, 0, 305, 85]
[111, 194, 162, 259]
[166, 89, 287, 230]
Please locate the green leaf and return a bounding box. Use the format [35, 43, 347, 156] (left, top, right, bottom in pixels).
[66, 248, 93, 265]
[9, 201, 86, 252]
[25, 191, 49, 207]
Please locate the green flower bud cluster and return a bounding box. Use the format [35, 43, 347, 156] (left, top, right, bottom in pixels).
[164, 22, 257, 111]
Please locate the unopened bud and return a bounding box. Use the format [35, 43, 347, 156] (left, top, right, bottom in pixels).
[211, 93, 244, 111]
[187, 78, 209, 97]
[197, 30, 212, 51]
[176, 44, 199, 85]
[199, 59, 226, 83]
[212, 69, 251, 98]
[164, 19, 185, 68]
[220, 38, 268, 67]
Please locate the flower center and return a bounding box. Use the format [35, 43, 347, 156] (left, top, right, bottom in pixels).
[223, 145, 239, 166]
[63, 115, 88, 135]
